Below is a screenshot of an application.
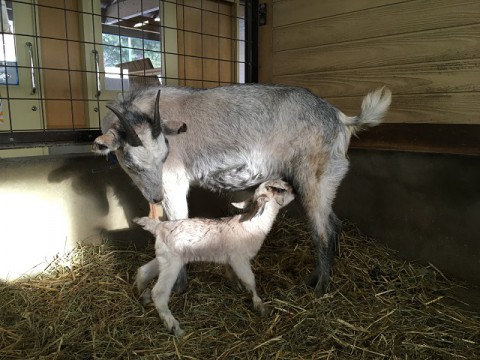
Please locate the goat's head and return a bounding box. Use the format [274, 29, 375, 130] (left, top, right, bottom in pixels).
[92, 90, 187, 204]
[232, 179, 295, 222]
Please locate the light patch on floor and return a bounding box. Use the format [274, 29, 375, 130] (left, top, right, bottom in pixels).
[0, 190, 72, 280]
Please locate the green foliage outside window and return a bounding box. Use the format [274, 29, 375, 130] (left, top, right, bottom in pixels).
[102, 33, 161, 68]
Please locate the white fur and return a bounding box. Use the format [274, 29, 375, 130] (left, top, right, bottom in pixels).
[134, 179, 295, 336]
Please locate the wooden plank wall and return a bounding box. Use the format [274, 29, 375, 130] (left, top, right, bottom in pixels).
[261, 0, 480, 153]
[38, 0, 86, 129]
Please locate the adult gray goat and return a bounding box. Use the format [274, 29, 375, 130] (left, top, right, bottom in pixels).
[92, 84, 391, 296]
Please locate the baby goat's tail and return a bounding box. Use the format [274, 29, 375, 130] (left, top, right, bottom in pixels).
[134, 216, 159, 235]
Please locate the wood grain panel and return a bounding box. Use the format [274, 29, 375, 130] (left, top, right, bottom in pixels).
[349, 124, 480, 155]
[38, 0, 86, 129]
[273, 24, 480, 76]
[259, 0, 273, 83]
[328, 93, 480, 125]
[273, 59, 480, 97]
[274, 0, 480, 51]
[267, 0, 480, 142]
[273, 0, 403, 27]
[177, 0, 234, 87]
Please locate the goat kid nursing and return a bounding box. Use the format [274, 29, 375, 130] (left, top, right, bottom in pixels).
[135, 179, 295, 336]
[93, 84, 392, 297]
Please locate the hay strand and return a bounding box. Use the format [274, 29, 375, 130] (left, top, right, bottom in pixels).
[1, 215, 479, 359]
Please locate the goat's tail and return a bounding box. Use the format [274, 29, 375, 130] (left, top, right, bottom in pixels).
[339, 87, 392, 135]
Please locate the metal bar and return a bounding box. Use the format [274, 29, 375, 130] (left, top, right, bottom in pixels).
[63, 0, 75, 129]
[1, 0, 248, 150]
[0, 129, 101, 149]
[26, 42, 36, 95]
[245, 0, 258, 83]
[92, 49, 101, 97]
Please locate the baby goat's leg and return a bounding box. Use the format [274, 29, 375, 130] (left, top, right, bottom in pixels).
[136, 259, 159, 305]
[151, 257, 185, 336]
[225, 264, 243, 291]
[229, 258, 265, 315]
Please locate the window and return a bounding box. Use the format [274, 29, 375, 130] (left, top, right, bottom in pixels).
[0, 0, 17, 85]
[101, 4, 162, 91]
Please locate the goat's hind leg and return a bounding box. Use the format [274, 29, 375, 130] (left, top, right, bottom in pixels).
[135, 258, 159, 306]
[297, 158, 347, 297]
[225, 264, 244, 291]
[306, 211, 342, 296]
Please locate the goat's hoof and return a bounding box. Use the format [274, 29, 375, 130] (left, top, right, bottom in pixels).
[139, 288, 152, 306]
[173, 326, 185, 337]
[254, 301, 266, 316]
[258, 306, 267, 317]
[165, 317, 184, 337]
[306, 270, 329, 297]
[309, 274, 330, 298]
[306, 271, 319, 288]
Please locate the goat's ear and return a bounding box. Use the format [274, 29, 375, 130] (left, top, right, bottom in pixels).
[231, 199, 250, 210]
[92, 130, 120, 154]
[163, 121, 187, 135]
[266, 184, 289, 206]
[238, 195, 268, 222]
[275, 196, 284, 206]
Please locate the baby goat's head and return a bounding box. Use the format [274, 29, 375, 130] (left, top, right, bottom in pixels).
[232, 179, 295, 222]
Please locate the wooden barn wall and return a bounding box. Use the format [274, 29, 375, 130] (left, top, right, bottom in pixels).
[260, 0, 480, 154]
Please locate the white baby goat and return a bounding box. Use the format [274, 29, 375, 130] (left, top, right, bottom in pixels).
[134, 179, 295, 336]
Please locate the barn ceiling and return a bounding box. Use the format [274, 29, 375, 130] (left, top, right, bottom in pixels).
[101, 0, 160, 28]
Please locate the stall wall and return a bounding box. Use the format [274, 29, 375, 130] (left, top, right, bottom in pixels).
[258, 0, 480, 286]
[335, 150, 480, 286]
[1, 152, 478, 287]
[264, 0, 480, 125]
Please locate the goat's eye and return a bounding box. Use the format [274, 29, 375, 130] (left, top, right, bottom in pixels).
[267, 186, 286, 193]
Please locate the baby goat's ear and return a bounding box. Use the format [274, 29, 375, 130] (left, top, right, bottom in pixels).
[267, 185, 288, 206]
[231, 198, 251, 210]
[238, 195, 268, 222]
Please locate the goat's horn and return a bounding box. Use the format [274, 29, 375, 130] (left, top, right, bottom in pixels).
[151, 89, 162, 138]
[106, 105, 143, 147]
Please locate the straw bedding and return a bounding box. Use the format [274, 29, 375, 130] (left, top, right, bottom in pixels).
[1, 215, 479, 359]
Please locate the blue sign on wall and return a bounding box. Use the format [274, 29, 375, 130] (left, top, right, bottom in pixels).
[0, 61, 19, 85]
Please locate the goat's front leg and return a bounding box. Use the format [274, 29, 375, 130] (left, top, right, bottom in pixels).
[162, 168, 190, 293]
[162, 169, 189, 221]
[151, 257, 185, 336]
[229, 258, 265, 315]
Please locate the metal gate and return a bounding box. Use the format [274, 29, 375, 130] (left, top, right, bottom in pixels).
[0, 0, 256, 153]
